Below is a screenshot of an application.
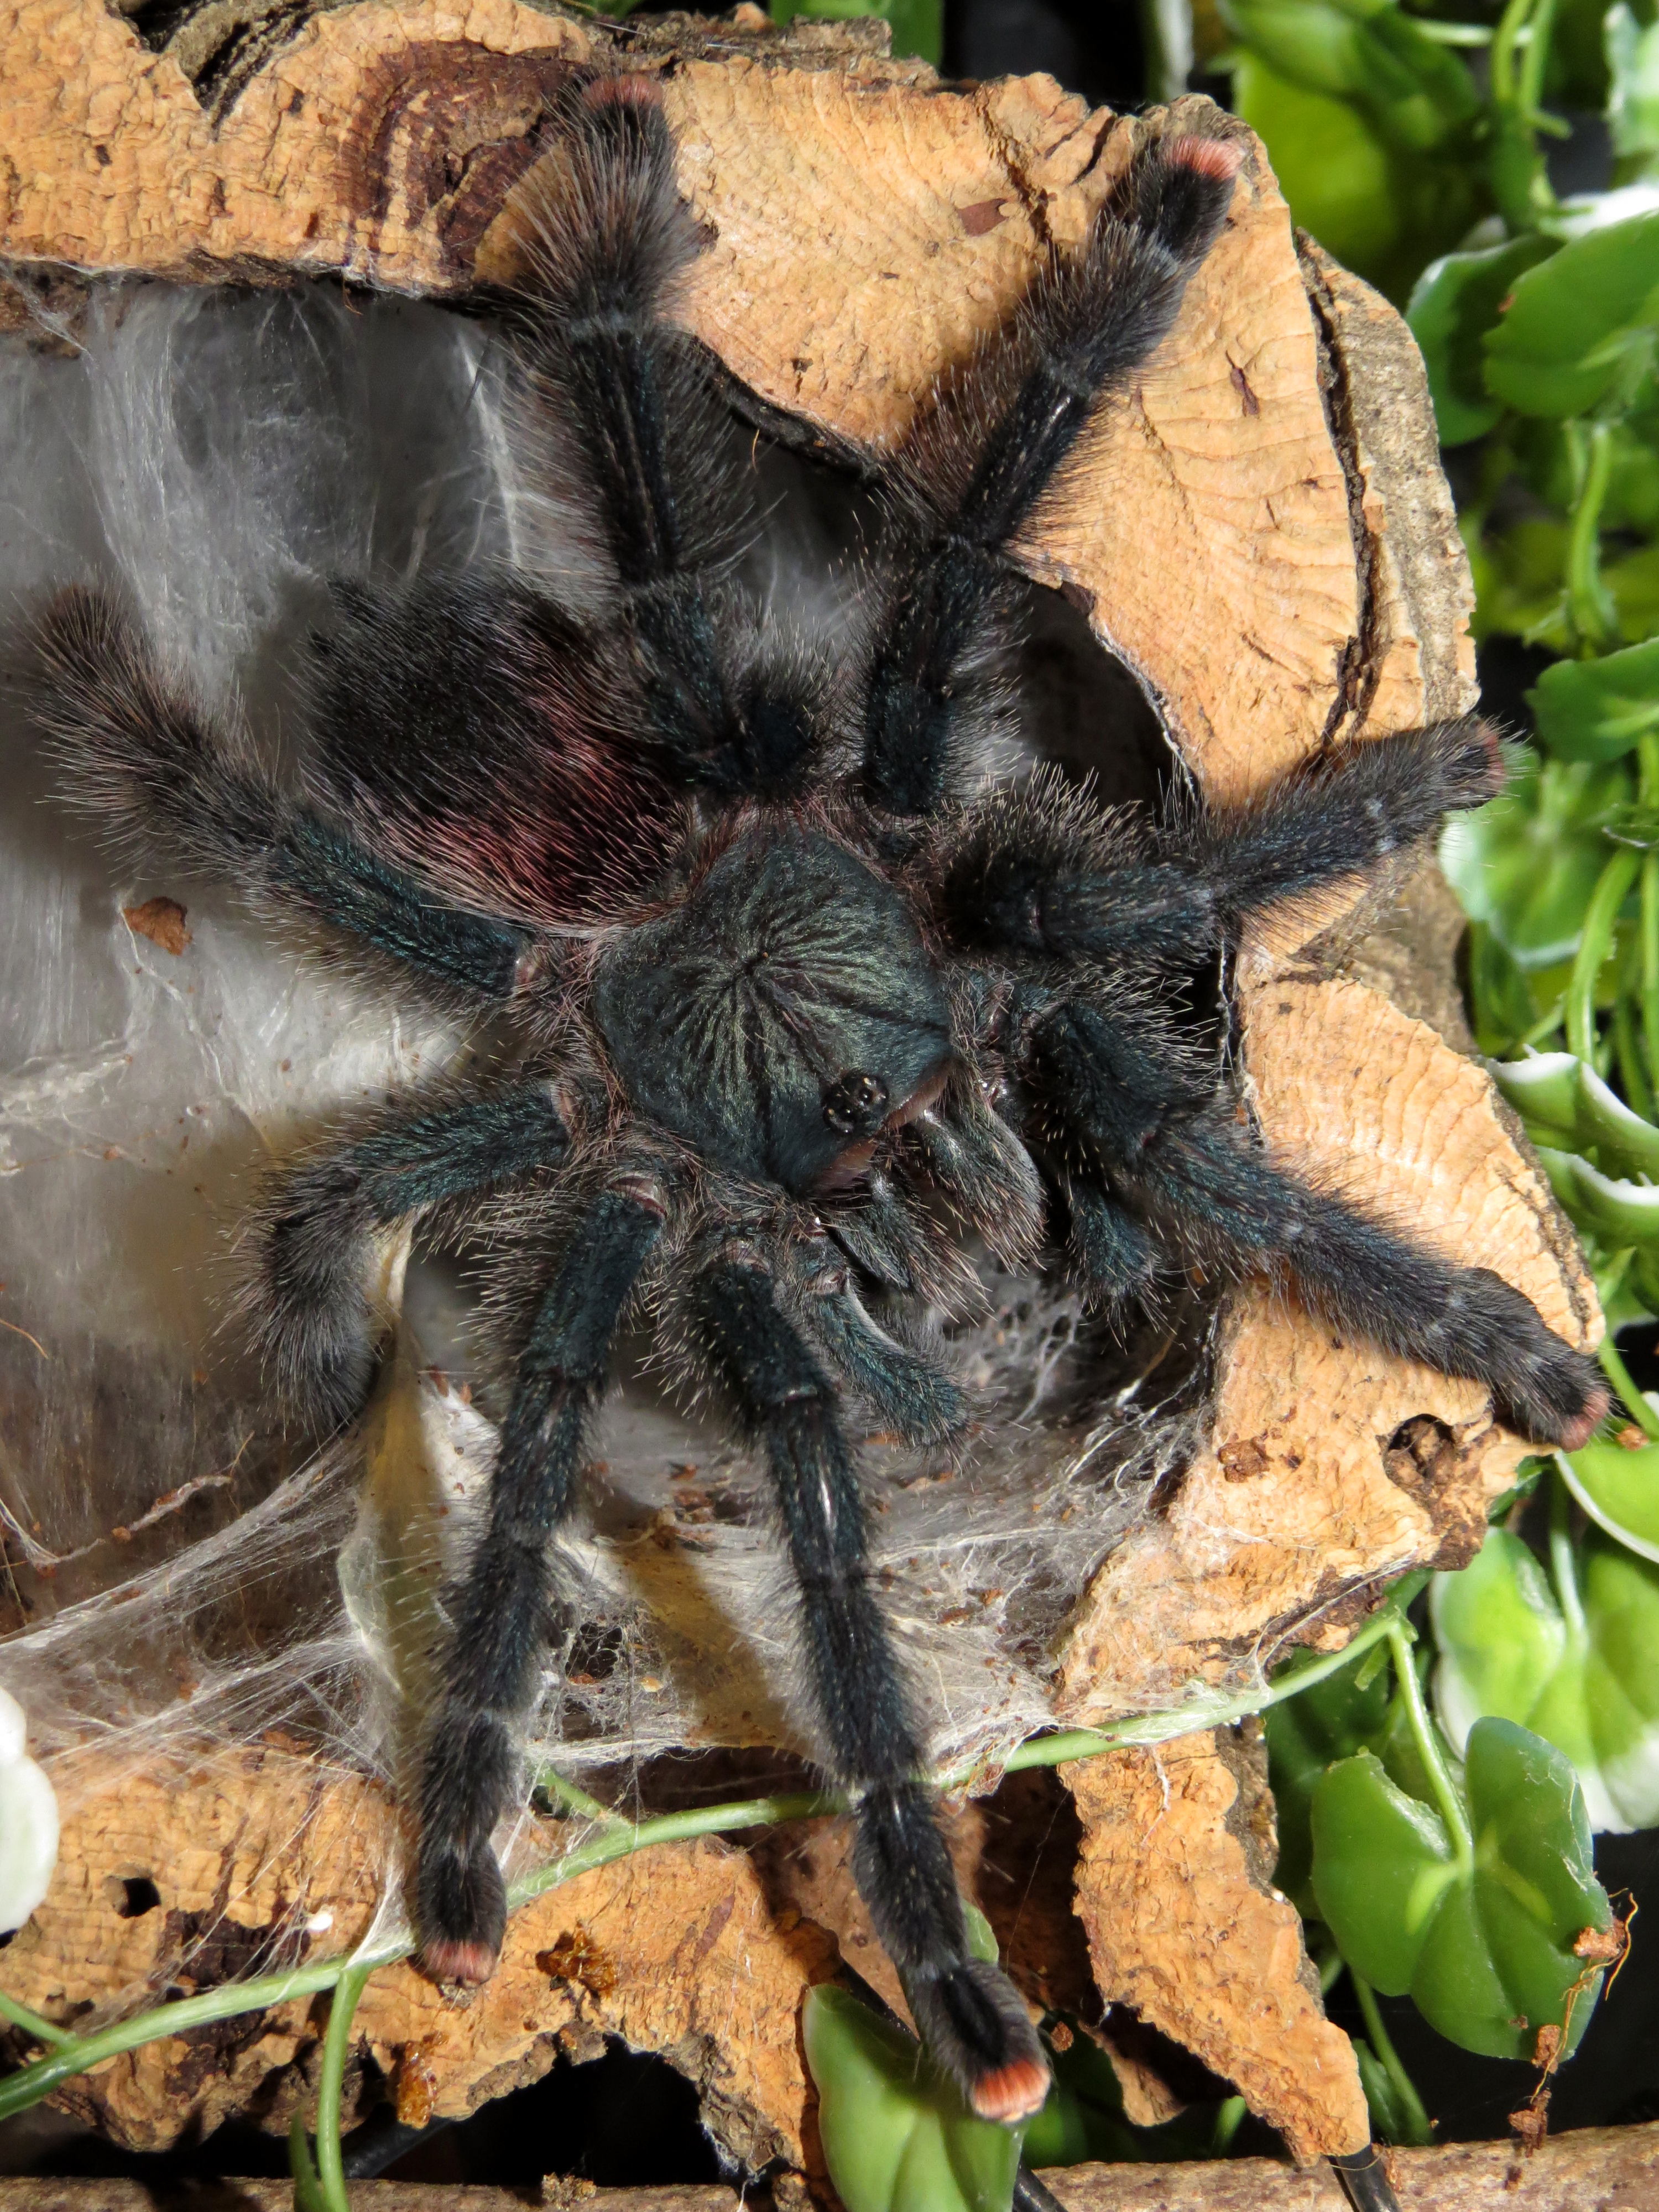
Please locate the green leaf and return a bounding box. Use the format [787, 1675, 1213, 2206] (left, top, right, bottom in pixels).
[1020, 2028, 1144, 2168]
[1609, 2, 1659, 180]
[804, 1988, 1026, 2212]
[1536, 1144, 1659, 1248]
[1433, 1527, 1659, 1828]
[1265, 1636, 1399, 1916]
[1530, 639, 1659, 763]
[1464, 1722, 1609, 2042]
[289, 2116, 332, 2212]
[1224, 48, 1478, 298]
[1468, 515, 1573, 646]
[1430, 1532, 1566, 1730]
[1351, 2037, 1431, 2147]
[1264, 1577, 1437, 1916]
[1409, 237, 1557, 446]
[1559, 1435, 1659, 1558]
[1607, 539, 1659, 644]
[1310, 1721, 1612, 2059]
[1484, 208, 1659, 417]
[1465, 922, 1547, 1058]
[1439, 758, 1631, 967]
[1489, 1049, 1659, 1178]
[1311, 1752, 1460, 1992]
[1551, 0, 1615, 111]
[1219, 0, 1480, 151]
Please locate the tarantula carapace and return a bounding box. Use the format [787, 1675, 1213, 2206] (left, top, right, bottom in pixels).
[39, 76, 1606, 2126]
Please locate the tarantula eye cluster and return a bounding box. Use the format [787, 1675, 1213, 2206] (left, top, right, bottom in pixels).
[823, 1072, 888, 1136]
[36, 72, 1605, 2125]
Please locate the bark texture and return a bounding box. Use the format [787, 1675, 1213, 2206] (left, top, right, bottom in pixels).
[0, 2122, 1655, 2206]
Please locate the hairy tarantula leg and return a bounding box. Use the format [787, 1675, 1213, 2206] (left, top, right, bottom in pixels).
[791, 1238, 968, 1444]
[1065, 1178, 1161, 1311]
[1028, 1001, 1610, 1448]
[940, 719, 1504, 968]
[524, 79, 708, 592]
[823, 1171, 990, 1319]
[248, 1084, 573, 1427]
[687, 1249, 1048, 2122]
[887, 1080, 1046, 1269]
[1144, 1121, 1609, 1447]
[861, 133, 1239, 816]
[520, 77, 826, 797]
[36, 586, 533, 995]
[417, 1178, 664, 1986]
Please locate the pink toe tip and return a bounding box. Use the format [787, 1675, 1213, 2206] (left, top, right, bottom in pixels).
[1557, 1385, 1612, 1453]
[584, 72, 661, 110]
[1166, 135, 1243, 182]
[969, 2056, 1052, 2126]
[419, 1934, 500, 1987]
[1471, 717, 1507, 789]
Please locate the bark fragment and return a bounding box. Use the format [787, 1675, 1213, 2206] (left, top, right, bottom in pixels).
[1065, 1730, 1370, 2165]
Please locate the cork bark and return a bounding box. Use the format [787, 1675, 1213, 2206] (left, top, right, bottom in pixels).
[2, 2122, 1658, 2206]
[0, 0, 1602, 2176]
[1066, 1729, 1370, 2164]
[0, 1746, 835, 2167]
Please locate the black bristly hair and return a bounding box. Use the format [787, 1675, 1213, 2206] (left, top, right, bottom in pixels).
[514, 75, 839, 802]
[861, 133, 1240, 820]
[35, 74, 1609, 2132]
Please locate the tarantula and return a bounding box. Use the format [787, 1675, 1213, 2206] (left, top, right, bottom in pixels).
[38, 76, 1606, 2126]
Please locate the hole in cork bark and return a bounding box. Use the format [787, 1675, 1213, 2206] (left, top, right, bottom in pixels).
[104, 1874, 162, 1919]
[1384, 1413, 1460, 1502]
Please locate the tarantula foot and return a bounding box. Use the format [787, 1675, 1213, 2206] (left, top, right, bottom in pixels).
[907, 1958, 1051, 2126]
[969, 2057, 1053, 2127]
[1458, 1268, 1610, 1446]
[1427, 712, 1507, 811]
[1161, 133, 1243, 185]
[416, 1845, 507, 1986]
[1555, 1382, 1612, 1452]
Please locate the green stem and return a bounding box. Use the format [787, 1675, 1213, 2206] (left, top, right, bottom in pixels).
[1637, 743, 1659, 1097]
[1596, 1332, 1659, 1437]
[314, 1961, 371, 2211]
[507, 1787, 837, 1912]
[1490, 0, 1531, 106]
[1386, 1623, 1473, 1869]
[1615, 991, 1655, 1123]
[997, 1595, 1412, 1776]
[1567, 846, 1640, 1064]
[532, 1767, 614, 1824]
[0, 1790, 832, 2126]
[1643, 860, 1659, 1099]
[1352, 1972, 1434, 2146]
[0, 1593, 1420, 2125]
[1516, 0, 1557, 120]
[0, 1988, 74, 2051]
[289, 2119, 327, 2212]
[1599, 1247, 1635, 1319]
[0, 1948, 403, 2127]
[1548, 1470, 1589, 1642]
[1566, 421, 1618, 650]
